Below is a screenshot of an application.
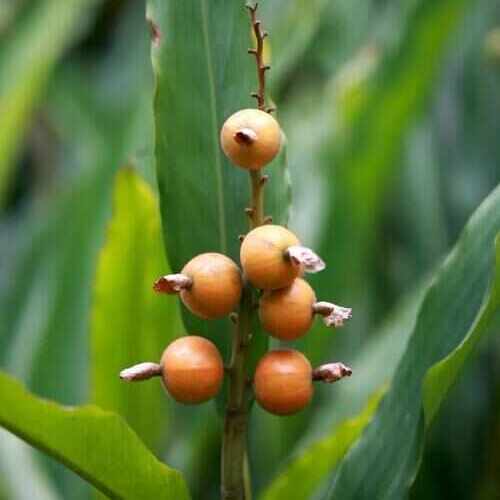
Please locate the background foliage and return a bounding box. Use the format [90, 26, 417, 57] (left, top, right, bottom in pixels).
[0, 0, 499, 499]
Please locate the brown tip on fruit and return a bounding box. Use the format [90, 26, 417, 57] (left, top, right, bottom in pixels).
[153, 273, 193, 294]
[286, 245, 326, 273]
[120, 362, 162, 382]
[234, 128, 258, 145]
[312, 362, 352, 383]
[313, 301, 352, 328]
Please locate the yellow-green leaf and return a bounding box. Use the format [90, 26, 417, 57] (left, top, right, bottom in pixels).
[91, 168, 182, 453]
[0, 371, 190, 499]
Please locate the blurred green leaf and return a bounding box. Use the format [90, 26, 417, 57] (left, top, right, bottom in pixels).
[315, 0, 473, 305]
[91, 169, 181, 453]
[0, 371, 190, 499]
[0, 0, 98, 205]
[0, 8, 153, 496]
[0, 2, 153, 405]
[147, 0, 290, 368]
[328, 184, 500, 498]
[260, 389, 384, 500]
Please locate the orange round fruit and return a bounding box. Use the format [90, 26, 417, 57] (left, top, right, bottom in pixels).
[180, 253, 242, 319]
[254, 349, 313, 416]
[161, 336, 224, 404]
[240, 225, 301, 290]
[260, 278, 316, 340]
[220, 109, 281, 170]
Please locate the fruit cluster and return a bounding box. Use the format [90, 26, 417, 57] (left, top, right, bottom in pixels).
[120, 108, 353, 416]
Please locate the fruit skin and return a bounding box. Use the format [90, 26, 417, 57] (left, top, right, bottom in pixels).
[220, 109, 281, 170]
[254, 349, 313, 415]
[161, 336, 224, 404]
[240, 225, 301, 290]
[260, 278, 316, 340]
[181, 253, 242, 319]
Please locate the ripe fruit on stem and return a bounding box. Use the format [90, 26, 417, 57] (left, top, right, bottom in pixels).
[240, 225, 325, 290]
[259, 278, 316, 340]
[154, 253, 242, 319]
[119, 336, 224, 404]
[220, 108, 281, 170]
[161, 336, 224, 404]
[259, 278, 353, 339]
[254, 349, 313, 416]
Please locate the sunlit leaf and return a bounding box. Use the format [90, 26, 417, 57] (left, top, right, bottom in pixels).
[0, 371, 190, 499]
[91, 169, 182, 453]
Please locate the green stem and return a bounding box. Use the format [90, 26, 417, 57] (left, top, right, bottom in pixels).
[221, 171, 265, 500]
[222, 5, 269, 498]
[221, 284, 253, 500]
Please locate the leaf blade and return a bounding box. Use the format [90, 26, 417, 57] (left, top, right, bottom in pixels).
[90, 169, 182, 452]
[328, 183, 500, 498]
[0, 371, 190, 500]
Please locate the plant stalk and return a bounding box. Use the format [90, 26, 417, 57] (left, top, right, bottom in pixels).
[221, 283, 253, 500]
[221, 4, 269, 498]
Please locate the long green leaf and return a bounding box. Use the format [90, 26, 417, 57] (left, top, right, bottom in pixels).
[0, 371, 190, 499]
[0, 0, 98, 205]
[91, 169, 181, 453]
[328, 184, 500, 498]
[148, 0, 291, 361]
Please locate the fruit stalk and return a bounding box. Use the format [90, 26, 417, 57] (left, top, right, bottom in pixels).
[222, 283, 253, 500]
[222, 159, 267, 500]
[222, 6, 268, 498]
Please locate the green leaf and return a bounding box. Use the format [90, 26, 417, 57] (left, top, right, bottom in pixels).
[328, 184, 500, 499]
[0, 371, 190, 499]
[260, 389, 384, 500]
[90, 169, 182, 453]
[147, 0, 291, 360]
[0, 0, 98, 205]
[422, 234, 500, 424]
